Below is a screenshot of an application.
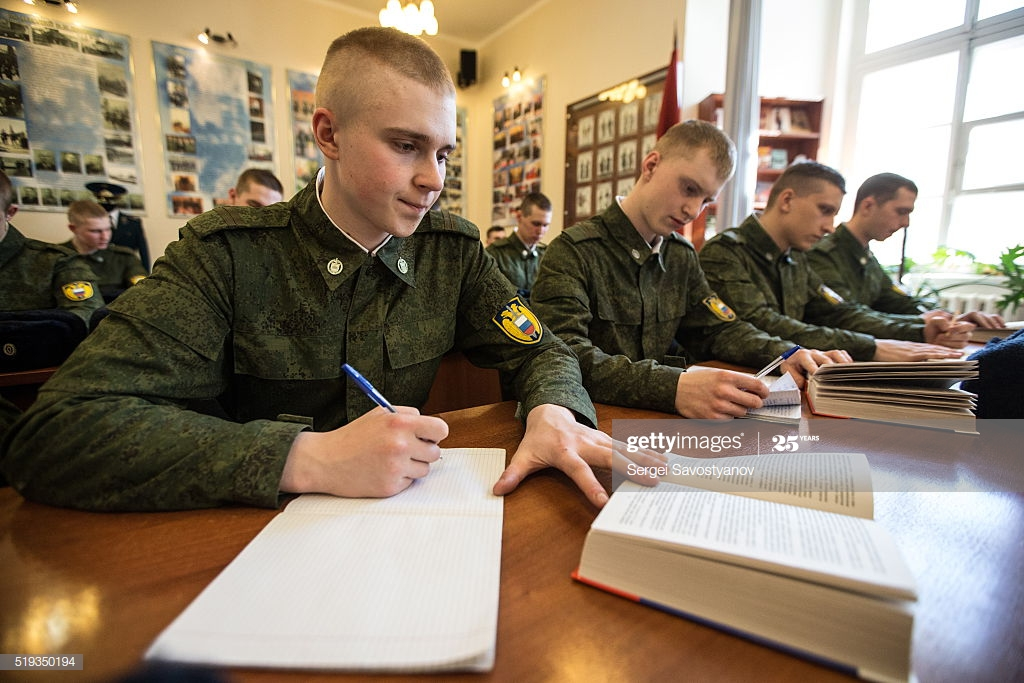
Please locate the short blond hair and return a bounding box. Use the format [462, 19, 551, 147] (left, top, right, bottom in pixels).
[67, 199, 108, 226]
[654, 120, 736, 181]
[315, 27, 454, 126]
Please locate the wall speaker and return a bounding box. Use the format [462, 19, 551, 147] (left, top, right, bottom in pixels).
[457, 49, 477, 88]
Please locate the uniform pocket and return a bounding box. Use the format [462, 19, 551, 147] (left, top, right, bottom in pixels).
[233, 331, 340, 380]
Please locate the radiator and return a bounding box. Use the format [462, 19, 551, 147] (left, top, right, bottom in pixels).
[938, 292, 1021, 321]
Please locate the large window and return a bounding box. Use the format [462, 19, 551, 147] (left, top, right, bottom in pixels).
[844, 1, 1024, 267]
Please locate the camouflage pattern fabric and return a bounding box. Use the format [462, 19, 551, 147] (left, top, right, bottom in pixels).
[485, 230, 546, 301]
[700, 215, 927, 361]
[530, 202, 793, 414]
[1, 181, 594, 511]
[0, 225, 104, 324]
[60, 240, 147, 291]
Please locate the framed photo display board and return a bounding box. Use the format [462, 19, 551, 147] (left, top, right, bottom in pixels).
[564, 67, 668, 228]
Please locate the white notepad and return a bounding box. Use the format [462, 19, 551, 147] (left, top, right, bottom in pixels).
[146, 448, 505, 672]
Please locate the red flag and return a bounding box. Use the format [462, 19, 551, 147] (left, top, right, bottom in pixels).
[656, 27, 682, 138]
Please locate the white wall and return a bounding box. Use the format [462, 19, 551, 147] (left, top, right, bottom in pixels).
[2, 0, 839, 256]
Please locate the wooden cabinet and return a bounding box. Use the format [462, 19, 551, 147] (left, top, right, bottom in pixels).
[691, 94, 824, 246]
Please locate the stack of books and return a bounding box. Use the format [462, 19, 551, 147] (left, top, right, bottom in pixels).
[806, 360, 979, 433]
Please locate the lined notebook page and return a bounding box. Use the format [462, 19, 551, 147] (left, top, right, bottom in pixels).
[146, 448, 505, 672]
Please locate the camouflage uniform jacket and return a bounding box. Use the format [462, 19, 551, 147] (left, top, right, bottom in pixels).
[0, 225, 104, 324]
[700, 215, 926, 361]
[60, 240, 147, 293]
[530, 202, 793, 414]
[1, 180, 595, 511]
[807, 224, 926, 317]
[485, 231, 546, 300]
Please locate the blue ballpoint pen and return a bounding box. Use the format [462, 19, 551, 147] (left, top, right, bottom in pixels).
[754, 345, 801, 379]
[342, 363, 397, 413]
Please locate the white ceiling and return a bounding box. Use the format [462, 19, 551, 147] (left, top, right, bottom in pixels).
[324, 0, 548, 46]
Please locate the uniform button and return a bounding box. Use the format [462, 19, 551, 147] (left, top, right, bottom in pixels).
[327, 258, 343, 275]
[631, 248, 641, 260]
[859, 256, 868, 266]
[397, 257, 409, 274]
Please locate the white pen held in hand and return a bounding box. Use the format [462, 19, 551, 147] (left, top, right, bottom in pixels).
[754, 345, 801, 379]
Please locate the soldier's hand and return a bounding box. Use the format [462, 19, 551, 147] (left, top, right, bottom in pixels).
[280, 406, 448, 498]
[780, 348, 852, 388]
[493, 404, 615, 508]
[957, 310, 1005, 329]
[924, 315, 974, 348]
[674, 368, 766, 419]
[872, 339, 964, 361]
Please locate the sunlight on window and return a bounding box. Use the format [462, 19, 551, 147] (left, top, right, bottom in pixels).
[962, 119, 1024, 190]
[979, 0, 1024, 20]
[964, 34, 1024, 121]
[946, 191, 1024, 263]
[865, 0, 964, 52]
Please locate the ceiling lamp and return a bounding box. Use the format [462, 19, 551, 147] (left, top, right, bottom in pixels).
[197, 28, 237, 47]
[22, 0, 79, 12]
[379, 0, 438, 37]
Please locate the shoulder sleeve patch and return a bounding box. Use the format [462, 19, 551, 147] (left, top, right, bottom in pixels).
[891, 281, 911, 295]
[702, 295, 736, 321]
[818, 283, 845, 304]
[62, 281, 96, 301]
[492, 296, 543, 344]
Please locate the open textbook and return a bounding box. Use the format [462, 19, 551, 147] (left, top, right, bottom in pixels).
[970, 319, 1024, 343]
[575, 451, 916, 682]
[147, 448, 505, 672]
[806, 359, 978, 433]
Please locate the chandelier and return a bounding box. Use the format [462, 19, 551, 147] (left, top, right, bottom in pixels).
[379, 0, 438, 37]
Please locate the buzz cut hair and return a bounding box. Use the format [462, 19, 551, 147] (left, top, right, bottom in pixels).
[67, 199, 109, 226]
[766, 161, 846, 209]
[236, 168, 283, 195]
[519, 192, 552, 215]
[314, 27, 454, 124]
[654, 119, 737, 181]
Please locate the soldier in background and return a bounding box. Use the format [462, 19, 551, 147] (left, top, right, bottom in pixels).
[485, 192, 551, 301]
[226, 169, 284, 208]
[700, 162, 968, 362]
[531, 120, 846, 419]
[62, 199, 146, 301]
[0, 171, 102, 324]
[87, 181, 150, 272]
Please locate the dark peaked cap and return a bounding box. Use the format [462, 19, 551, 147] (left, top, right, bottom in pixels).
[85, 182, 127, 200]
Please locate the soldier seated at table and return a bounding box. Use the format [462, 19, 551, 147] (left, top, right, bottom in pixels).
[61, 199, 146, 301]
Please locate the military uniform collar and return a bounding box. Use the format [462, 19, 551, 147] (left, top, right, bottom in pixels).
[833, 223, 872, 265]
[291, 176, 419, 291]
[740, 214, 794, 266]
[602, 201, 675, 272]
[505, 230, 542, 258]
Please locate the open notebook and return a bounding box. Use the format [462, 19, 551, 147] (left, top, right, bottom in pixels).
[146, 448, 505, 672]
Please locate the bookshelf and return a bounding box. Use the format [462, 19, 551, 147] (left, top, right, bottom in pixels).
[692, 94, 824, 247]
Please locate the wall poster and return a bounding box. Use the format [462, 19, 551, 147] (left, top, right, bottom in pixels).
[152, 41, 275, 217]
[564, 67, 668, 228]
[0, 8, 143, 213]
[491, 77, 544, 226]
[287, 68, 321, 195]
[437, 106, 466, 216]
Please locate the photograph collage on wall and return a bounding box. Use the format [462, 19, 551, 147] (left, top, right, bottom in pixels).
[437, 107, 466, 215]
[564, 68, 668, 228]
[491, 77, 544, 226]
[0, 8, 143, 213]
[288, 68, 321, 194]
[152, 41, 276, 218]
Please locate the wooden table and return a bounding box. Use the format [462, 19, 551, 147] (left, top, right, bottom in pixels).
[1, 402, 1021, 682]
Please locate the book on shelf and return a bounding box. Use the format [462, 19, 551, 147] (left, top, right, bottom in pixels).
[574, 451, 916, 683]
[806, 360, 979, 433]
[970, 319, 1024, 343]
[146, 448, 505, 673]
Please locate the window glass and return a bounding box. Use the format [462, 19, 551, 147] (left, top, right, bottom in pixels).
[963, 34, 1024, 121]
[962, 119, 1024, 189]
[979, 0, 1024, 20]
[865, 0, 965, 52]
[946, 191, 1024, 263]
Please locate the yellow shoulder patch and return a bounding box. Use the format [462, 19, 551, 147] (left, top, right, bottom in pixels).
[130, 275, 146, 286]
[61, 281, 95, 301]
[818, 283, 845, 305]
[493, 296, 543, 344]
[702, 295, 736, 321]
[891, 281, 910, 295]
